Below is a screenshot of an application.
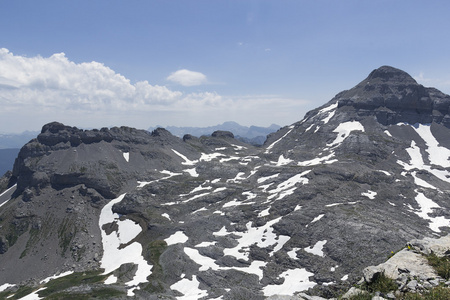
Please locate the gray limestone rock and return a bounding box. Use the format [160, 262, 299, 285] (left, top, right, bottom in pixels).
[341, 287, 367, 299]
[2, 66, 450, 299]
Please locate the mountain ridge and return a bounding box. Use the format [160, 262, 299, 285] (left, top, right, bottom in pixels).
[1, 66, 450, 299]
[148, 121, 281, 145]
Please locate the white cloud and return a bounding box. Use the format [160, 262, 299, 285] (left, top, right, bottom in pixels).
[0, 48, 182, 111]
[0, 48, 310, 133]
[167, 69, 207, 86]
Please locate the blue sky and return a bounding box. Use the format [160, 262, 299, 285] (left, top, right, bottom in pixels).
[1, 1, 450, 133]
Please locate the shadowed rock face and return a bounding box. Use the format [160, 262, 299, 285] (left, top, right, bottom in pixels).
[1, 66, 450, 299]
[321, 66, 450, 126]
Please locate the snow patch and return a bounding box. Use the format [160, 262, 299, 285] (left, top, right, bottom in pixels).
[99, 194, 152, 295]
[183, 168, 197, 177]
[258, 207, 271, 217]
[268, 170, 311, 200]
[195, 241, 216, 247]
[0, 283, 15, 292]
[221, 217, 290, 261]
[304, 240, 327, 257]
[327, 121, 365, 148]
[378, 170, 391, 176]
[307, 214, 324, 227]
[170, 275, 208, 300]
[243, 191, 257, 201]
[287, 248, 300, 259]
[172, 149, 197, 165]
[298, 152, 337, 166]
[200, 152, 225, 162]
[257, 173, 279, 184]
[275, 154, 293, 166]
[165, 231, 189, 245]
[361, 190, 377, 199]
[104, 274, 118, 284]
[184, 247, 266, 279]
[17, 287, 46, 300]
[411, 171, 437, 189]
[262, 268, 316, 296]
[123, 152, 130, 162]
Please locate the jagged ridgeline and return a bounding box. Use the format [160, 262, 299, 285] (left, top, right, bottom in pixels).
[1, 66, 450, 299]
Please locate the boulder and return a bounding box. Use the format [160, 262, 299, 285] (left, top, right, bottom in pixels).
[363, 249, 436, 282]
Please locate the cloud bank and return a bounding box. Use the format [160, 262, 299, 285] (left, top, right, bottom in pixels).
[0, 49, 309, 133]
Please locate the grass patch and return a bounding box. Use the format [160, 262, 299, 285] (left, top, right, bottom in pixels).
[58, 217, 79, 256]
[347, 293, 372, 300]
[403, 286, 450, 300]
[427, 253, 450, 280]
[143, 240, 167, 293]
[38, 270, 109, 298]
[8, 285, 34, 299]
[146, 240, 167, 274]
[43, 287, 124, 299]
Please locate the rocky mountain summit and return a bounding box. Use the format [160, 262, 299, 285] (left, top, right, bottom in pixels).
[1, 66, 450, 299]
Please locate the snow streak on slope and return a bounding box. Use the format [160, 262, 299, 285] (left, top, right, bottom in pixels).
[394, 123, 450, 233]
[318, 102, 338, 124]
[412, 124, 450, 168]
[297, 153, 337, 167]
[0, 184, 16, 208]
[267, 170, 310, 201]
[397, 124, 450, 185]
[413, 191, 450, 233]
[265, 125, 294, 153]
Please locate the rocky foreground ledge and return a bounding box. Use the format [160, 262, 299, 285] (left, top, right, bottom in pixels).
[272, 235, 450, 300]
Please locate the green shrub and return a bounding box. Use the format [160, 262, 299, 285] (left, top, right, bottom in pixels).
[365, 272, 397, 293]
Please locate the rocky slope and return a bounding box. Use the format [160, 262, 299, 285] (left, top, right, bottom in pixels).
[1, 66, 450, 299]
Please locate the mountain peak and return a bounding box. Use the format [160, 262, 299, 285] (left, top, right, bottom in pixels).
[303, 66, 450, 128]
[366, 65, 417, 84]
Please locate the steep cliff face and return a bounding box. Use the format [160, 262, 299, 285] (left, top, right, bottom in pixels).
[1, 66, 450, 299]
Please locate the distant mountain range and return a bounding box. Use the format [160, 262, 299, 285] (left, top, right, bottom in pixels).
[0, 132, 38, 176]
[0, 131, 38, 149]
[0, 149, 19, 176]
[148, 121, 281, 145]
